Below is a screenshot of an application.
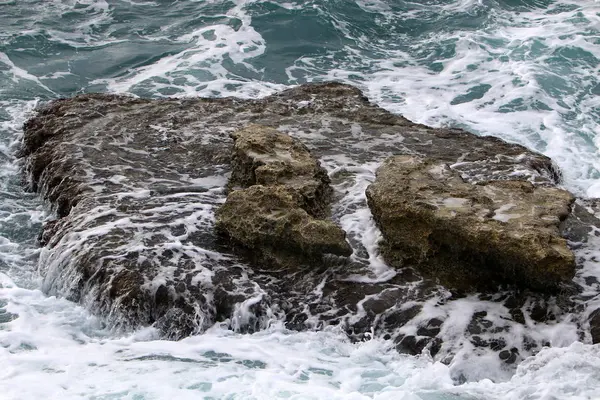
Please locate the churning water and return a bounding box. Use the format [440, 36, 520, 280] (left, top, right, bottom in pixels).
[1, 1, 600, 399]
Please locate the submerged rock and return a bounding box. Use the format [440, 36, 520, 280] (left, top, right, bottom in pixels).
[366, 155, 575, 292]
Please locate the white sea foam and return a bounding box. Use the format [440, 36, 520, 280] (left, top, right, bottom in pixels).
[327, 159, 396, 283]
[93, 0, 286, 99]
[1, 279, 600, 400]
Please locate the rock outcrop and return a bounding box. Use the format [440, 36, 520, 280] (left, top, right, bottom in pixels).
[228, 124, 333, 217]
[366, 155, 575, 292]
[20, 82, 598, 371]
[216, 125, 351, 266]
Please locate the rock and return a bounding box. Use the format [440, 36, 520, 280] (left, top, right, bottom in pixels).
[216, 125, 352, 266]
[467, 311, 493, 335]
[20, 94, 269, 339]
[528, 300, 554, 322]
[20, 81, 590, 368]
[561, 199, 600, 251]
[366, 155, 575, 292]
[499, 348, 520, 364]
[395, 335, 428, 355]
[228, 124, 333, 217]
[590, 308, 600, 344]
[216, 185, 352, 262]
[416, 317, 444, 337]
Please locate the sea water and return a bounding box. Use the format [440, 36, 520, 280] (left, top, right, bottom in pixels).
[1, 1, 600, 399]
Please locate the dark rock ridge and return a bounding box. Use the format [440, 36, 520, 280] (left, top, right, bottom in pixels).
[216, 125, 352, 267]
[20, 82, 600, 374]
[590, 308, 600, 344]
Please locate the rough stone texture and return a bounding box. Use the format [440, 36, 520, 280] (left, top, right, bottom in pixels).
[366, 155, 575, 292]
[216, 125, 351, 265]
[20, 82, 598, 369]
[228, 124, 333, 217]
[216, 185, 352, 262]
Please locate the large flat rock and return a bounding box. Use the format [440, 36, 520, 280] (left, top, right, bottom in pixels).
[21, 83, 595, 367]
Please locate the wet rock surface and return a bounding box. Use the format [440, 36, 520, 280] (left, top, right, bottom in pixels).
[590, 308, 600, 344]
[21, 82, 600, 375]
[366, 155, 575, 292]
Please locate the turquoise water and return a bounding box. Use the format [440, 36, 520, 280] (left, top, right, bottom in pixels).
[1, 1, 600, 399]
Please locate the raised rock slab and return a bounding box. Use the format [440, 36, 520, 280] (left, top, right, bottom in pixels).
[216, 125, 351, 265]
[366, 155, 575, 292]
[228, 124, 333, 217]
[216, 185, 352, 261]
